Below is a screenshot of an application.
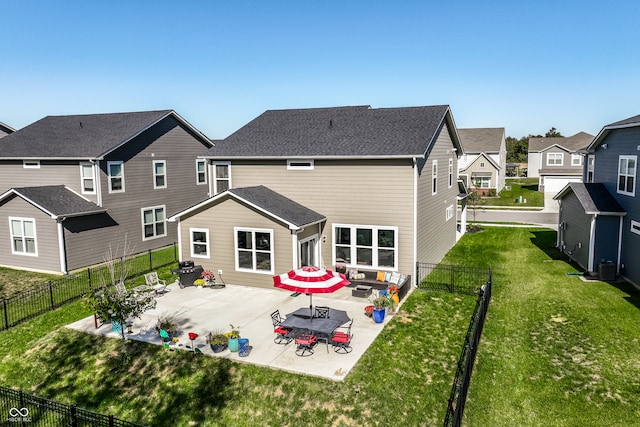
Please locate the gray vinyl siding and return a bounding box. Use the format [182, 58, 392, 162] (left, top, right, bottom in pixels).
[416, 125, 458, 267]
[65, 116, 210, 270]
[464, 155, 498, 189]
[227, 158, 415, 277]
[178, 197, 293, 289]
[621, 216, 640, 285]
[0, 195, 60, 273]
[0, 160, 95, 201]
[558, 191, 592, 270]
[528, 152, 541, 178]
[593, 216, 621, 269]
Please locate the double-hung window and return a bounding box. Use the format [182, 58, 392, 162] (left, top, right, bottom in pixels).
[107, 161, 125, 193]
[153, 160, 167, 189]
[432, 160, 438, 195]
[10, 217, 37, 256]
[547, 153, 563, 166]
[213, 162, 231, 194]
[571, 154, 582, 166]
[448, 158, 454, 188]
[334, 224, 397, 270]
[190, 228, 210, 258]
[141, 206, 166, 240]
[80, 162, 96, 194]
[586, 155, 595, 182]
[235, 227, 273, 273]
[196, 160, 207, 185]
[618, 156, 637, 196]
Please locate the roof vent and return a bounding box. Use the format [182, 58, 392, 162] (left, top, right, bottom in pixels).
[329, 119, 333, 128]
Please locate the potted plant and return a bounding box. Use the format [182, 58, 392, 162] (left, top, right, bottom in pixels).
[370, 295, 390, 323]
[201, 270, 215, 286]
[208, 330, 228, 353]
[227, 324, 240, 352]
[335, 262, 347, 274]
[388, 285, 400, 310]
[155, 316, 178, 340]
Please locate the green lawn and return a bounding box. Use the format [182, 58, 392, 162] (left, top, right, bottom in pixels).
[2, 228, 638, 426]
[441, 228, 640, 426]
[483, 178, 544, 207]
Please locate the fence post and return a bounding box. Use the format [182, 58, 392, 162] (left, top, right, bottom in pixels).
[109, 414, 115, 427]
[3, 299, 8, 331]
[70, 405, 78, 427]
[49, 281, 55, 309]
[149, 249, 153, 271]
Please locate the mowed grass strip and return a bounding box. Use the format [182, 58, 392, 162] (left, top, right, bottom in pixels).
[444, 227, 640, 426]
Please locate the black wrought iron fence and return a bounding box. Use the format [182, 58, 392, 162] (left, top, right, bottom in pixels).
[443, 270, 492, 427]
[0, 386, 147, 426]
[0, 242, 177, 331]
[415, 262, 488, 295]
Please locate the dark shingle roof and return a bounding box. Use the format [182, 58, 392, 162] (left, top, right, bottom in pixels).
[228, 186, 325, 227]
[607, 114, 640, 127]
[205, 105, 459, 158]
[7, 186, 106, 217]
[554, 182, 625, 215]
[457, 128, 504, 153]
[529, 132, 594, 152]
[0, 110, 176, 159]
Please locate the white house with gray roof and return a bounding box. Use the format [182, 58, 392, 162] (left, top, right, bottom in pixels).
[0, 110, 213, 274]
[169, 105, 468, 289]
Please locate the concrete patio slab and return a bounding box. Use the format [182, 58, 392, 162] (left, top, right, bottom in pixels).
[67, 281, 401, 381]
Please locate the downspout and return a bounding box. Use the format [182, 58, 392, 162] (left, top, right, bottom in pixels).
[588, 214, 597, 272]
[57, 219, 68, 274]
[176, 220, 182, 262]
[413, 157, 418, 287]
[617, 216, 623, 274]
[93, 160, 102, 207]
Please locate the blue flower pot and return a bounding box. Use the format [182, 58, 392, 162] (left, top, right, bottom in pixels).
[372, 308, 385, 323]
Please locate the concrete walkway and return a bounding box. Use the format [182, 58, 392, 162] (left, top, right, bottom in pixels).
[67, 281, 398, 381]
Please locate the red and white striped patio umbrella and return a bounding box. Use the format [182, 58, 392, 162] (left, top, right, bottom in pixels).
[273, 266, 350, 318]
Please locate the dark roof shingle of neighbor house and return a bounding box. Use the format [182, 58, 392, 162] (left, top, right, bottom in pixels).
[554, 182, 625, 215]
[7, 185, 106, 217]
[457, 128, 504, 153]
[0, 110, 177, 159]
[529, 132, 594, 152]
[206, 105, 459, 158]
[607, 114, 640, 127]
[229, 186, 326, 227]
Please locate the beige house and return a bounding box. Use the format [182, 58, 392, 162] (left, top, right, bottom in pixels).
[169, 105, 467, 289]
[457, 128, 506, 195]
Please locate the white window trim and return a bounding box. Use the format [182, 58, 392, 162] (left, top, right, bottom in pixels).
[332, 223, 398, 271]
[107, 161, 125, 193]
[298, 234, 319, 268]
[213, 161, 231, 194]
[445, 204, 454, 221]
[618, 155, 637, 196]
[141, 205, 167, 241]
[234, 227, 274, 274]
[190, 227, 210, 259]
[23, 160, 40, 169]
[448, 158, 454, 188]
[80, 162, 96, 195]
[287, 159, 315, 170]
[546, 152, 563, 166]
[9, 217, 38, 257]
[432, 160, 438, 195]
[631, 220, 640, 236]
[153, 160, 167, 189]
[587, 155, 595, 183]
[571, 154, 582, 166]
[196, 159, 207, 185]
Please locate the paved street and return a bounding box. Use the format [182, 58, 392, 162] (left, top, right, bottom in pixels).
[466, 192, 559, 230]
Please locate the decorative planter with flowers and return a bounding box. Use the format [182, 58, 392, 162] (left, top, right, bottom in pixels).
[335, 263, 347, 274]
[201, 270, 215, 286]
[388, 285, 400, 311]
[370, 295, 391, 323]
[208, 331, 228, 353]
[227, 324, 240, 352]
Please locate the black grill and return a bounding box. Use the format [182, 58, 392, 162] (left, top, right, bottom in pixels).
[172, 261, 203, 288]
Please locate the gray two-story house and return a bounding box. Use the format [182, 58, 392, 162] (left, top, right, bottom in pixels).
[528, 132, 594, 193]
[169, 105, 466, 289]
[555, 114, 640, 285]
[0, 110, 213, 274]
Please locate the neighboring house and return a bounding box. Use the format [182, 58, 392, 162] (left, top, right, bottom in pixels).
[0, 121, 15, 138]
[457, 128, 506, 195]
[554, 113, 640, 285]
[169, 105, 467, 289]
[0, 110, 213, 274]
[528, 132, 594, 193]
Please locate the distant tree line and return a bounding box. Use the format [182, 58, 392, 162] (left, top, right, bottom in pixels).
[506, 127, 563, 163]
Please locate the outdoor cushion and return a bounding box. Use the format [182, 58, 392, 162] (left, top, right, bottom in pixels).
[376, 271, 386, 281]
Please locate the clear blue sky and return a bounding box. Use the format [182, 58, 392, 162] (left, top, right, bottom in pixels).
[2, 1, 639, 139]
